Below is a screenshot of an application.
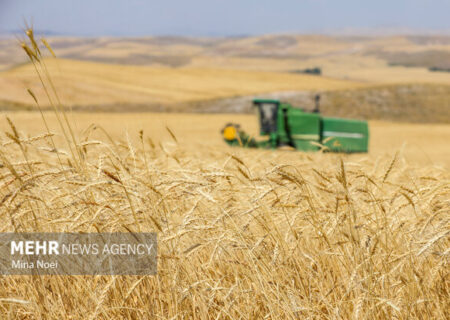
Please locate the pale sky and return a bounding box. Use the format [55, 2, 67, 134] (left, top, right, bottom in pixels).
[1, 0, 449, 36]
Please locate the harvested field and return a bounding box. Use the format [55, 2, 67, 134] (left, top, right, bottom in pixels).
[0, 59, 361, 108]
[1, 58, 449, 123]
[1, 33, 450, 122]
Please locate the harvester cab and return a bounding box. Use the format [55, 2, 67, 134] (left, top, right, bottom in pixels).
[253, 99, 282, 148]
[221, 97, 369, 153]
[254, 99, 279, 134]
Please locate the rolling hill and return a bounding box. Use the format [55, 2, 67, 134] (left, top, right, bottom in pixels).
[0, 34, 449, 122]
[0, 58, 361, 109]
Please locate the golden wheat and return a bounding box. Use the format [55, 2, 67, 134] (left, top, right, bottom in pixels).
[0, 29, 448, 320]
[0, 120, 448, 319]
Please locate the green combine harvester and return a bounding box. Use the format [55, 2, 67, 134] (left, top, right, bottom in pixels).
[222, 96, 369, 153]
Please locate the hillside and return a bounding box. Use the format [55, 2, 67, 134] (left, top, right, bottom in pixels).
[2, 34, 450, 76]
[0, 58, 361, 109]
[190, 84, 450, 123]
[0, 34, 449, 121]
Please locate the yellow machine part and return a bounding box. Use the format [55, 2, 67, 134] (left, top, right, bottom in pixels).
[223, 126, 237, 141]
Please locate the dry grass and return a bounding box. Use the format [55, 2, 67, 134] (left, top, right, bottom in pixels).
[0, 29, 448, 320]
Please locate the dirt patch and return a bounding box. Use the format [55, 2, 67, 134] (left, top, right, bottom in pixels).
[186, 84, 450, 123]
[372, 50, 450, 69]
[255, 36, 298, 48]
[63, 53, 192, 67]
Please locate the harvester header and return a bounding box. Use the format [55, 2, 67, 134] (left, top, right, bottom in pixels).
[222, 98, 369, 153]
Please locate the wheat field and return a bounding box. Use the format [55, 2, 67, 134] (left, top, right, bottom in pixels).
[0, 58, 362, 108]
[2, 33, 450, 115]
[0, 110, 448, 319]
[0, 31, 448, 320]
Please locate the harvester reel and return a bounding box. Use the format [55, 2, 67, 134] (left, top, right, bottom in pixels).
[221, 123, 241, 141]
